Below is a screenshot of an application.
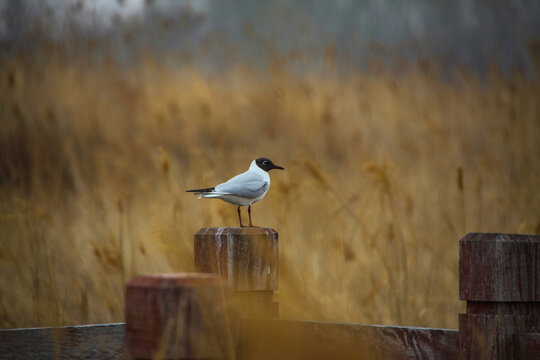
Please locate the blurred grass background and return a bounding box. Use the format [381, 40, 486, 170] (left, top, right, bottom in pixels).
[1, 1, 540, 331]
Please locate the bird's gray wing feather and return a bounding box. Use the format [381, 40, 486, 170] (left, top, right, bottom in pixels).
[215, 172, 268, 198]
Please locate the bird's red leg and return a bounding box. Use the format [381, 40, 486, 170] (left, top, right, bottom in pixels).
[248, 205, 254, 227]
[237, 206, 245, 227]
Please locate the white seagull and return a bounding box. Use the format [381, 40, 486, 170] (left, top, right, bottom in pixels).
[187, 158, 285, 227]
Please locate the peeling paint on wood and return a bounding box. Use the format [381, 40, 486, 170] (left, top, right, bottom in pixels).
[194, 227, 279, 291]
[194, 228, 279, 317]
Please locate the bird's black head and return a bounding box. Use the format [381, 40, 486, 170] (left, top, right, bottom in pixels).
[255, 157, 285, 172]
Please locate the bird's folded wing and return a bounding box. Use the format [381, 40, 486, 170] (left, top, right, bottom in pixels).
[215, 173, 268, 198]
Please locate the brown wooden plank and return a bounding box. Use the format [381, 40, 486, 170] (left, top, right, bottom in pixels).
[514, 332, 540, 360]
[238, 318, 458, 360]
[0, 323, 124, 360]
[459, 232, 540, 302]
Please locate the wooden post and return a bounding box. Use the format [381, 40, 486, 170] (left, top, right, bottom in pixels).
[459, 233, 540, 359]
[125, 273, 235, 360]
[194, 227, 279, 318]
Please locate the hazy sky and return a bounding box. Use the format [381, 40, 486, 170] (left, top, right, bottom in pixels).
[1, 0, 539, 74]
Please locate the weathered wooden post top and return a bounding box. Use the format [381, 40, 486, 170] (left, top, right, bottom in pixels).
[194, 227, 279, 317]
[459, 232, 540, 359]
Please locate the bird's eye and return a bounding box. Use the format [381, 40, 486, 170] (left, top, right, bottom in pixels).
[263, 161, 268, 165]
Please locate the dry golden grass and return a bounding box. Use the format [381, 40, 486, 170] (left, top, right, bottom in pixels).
[1, 52, 539, 331]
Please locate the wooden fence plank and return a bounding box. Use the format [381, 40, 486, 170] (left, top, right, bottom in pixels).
[0, 320, 459, 360]
[0, 323, 124, 360]
[238, 318, 458, 360]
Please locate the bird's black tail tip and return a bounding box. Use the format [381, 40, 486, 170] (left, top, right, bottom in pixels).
[186, 187, 215, 193]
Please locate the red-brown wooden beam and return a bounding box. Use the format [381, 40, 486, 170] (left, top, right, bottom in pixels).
[125, 273, 235, 360]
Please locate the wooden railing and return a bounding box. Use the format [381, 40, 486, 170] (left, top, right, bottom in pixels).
[0, 230, 538, 359]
